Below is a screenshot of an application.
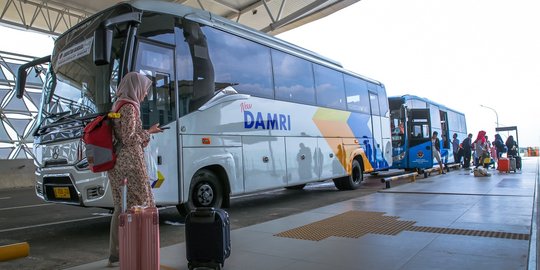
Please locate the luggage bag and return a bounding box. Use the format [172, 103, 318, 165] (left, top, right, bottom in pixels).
[119, 179, 160, 270]
[515, 156, 522, 170]
[497, 158, 510, 172]
[186, 207, 231, 270]
[508, 157, 517, 172]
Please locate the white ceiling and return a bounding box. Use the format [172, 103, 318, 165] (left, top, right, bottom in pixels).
[0, 0, 359, 36]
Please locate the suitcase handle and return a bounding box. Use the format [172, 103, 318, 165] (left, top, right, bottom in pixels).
[192, 207, 216, 218]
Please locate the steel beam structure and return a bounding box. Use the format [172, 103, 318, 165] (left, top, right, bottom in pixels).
[0, 0, 360, 36]
[0, 0, 90, 35]
[0, 50, 44, 159]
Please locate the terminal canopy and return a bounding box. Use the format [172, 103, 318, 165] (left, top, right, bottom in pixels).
[0, 0, 359, 36]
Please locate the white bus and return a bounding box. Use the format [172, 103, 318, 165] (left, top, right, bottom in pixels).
[16, 0, 392, 215]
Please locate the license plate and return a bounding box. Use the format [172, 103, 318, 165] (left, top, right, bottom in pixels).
[53, 187, 71, 199]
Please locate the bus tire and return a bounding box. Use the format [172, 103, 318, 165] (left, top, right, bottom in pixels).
[333, 159, 363, 190]
[177, 169, 223, 216]
[285, 184, 306, 190]
[176, 203, 189, 217]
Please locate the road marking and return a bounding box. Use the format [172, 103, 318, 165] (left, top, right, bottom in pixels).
[0, 197, 11, 200]
[92, 213, 112, 216]
[0, 203, 52, 211]
[0, 216, 109, 233]
[0, 207, 177, 233]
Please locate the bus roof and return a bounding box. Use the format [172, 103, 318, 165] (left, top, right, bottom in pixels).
[57, 0, 383, 87]
[129, 0, 383, 86]
[390, 94, 465, 116]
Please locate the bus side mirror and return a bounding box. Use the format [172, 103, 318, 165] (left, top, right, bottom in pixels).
[15, 68, 28, 99]
[93, 12, 142, 66]
[15, 55, 51, 99]
[93, 27, 112, 66]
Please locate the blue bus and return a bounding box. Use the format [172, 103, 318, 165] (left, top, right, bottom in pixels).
[389, 95, 467, 171]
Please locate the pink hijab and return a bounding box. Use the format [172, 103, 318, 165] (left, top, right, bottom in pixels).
[112, 72, 152, 113]
[473, 130, 487, 144]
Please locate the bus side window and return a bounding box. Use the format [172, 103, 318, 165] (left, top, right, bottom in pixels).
[344, 75, 369, 114]
[273, 49, 316, 105]
[314, 64, 346, 110]
[411, 124, 429, 138]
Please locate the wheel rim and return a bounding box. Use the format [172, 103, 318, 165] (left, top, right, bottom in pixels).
[196, 183, 214, 206]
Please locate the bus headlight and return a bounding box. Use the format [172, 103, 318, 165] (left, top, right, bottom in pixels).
[34, 144, 43, 166]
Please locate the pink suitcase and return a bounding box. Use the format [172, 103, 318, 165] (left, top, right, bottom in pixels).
[119, 179, 160, 270]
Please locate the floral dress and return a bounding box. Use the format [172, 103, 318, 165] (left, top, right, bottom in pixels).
[108, 104, 155, 209]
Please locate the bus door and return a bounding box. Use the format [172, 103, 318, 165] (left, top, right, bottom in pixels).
[390, 105, 406, 168]
[368, 91, 382, 168]
[439, 110, 450, 161]
[407, 108, 432, 169]
[134, 39, 179, 204]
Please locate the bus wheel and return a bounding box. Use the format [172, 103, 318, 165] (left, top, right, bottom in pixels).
[176, 169, 223, 216]
[333, 159, 363, 190]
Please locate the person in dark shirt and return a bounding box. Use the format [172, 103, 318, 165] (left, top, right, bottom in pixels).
[452, 133, 461, 164]
[493, 134, 506, 158]
[506, 135, 518, 157]
[462, 133, 473, 168]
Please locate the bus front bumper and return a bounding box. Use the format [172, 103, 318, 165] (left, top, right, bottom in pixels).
[35, 166, 113, 208]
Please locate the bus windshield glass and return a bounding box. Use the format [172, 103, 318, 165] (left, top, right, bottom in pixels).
[36, 8, 129, 134]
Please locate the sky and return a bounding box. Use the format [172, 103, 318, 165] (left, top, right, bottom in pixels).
[0, 25, 54, 56]
[278, 0, 540, 147]
[1, 0, 539, 147]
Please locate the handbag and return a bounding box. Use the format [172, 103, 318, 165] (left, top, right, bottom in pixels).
[481, 151, 491, 165]
[144, 140, 159, 182]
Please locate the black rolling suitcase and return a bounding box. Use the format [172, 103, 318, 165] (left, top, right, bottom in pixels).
[186, 207, 231, 270]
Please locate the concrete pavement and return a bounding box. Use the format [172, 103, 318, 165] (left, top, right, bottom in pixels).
[67, 157, 539, 270]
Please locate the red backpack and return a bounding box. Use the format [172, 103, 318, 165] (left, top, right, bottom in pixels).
[82, 101, 130, 172]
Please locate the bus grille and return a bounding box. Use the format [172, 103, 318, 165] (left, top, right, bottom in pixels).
[43, 176, 80, 204]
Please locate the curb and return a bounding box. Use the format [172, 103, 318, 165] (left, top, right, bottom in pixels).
[0, 242, 30, 261]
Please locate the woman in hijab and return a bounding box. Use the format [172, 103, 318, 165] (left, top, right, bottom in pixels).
[506, 135, 518, 157]
[472, 130, 487, 168]
[493, 134, 505, 158]
[107, 72, 163, 266]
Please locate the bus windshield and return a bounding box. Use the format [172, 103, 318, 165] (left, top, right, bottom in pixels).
[47, 50, 119, 117]
[36, 9, 129, 136]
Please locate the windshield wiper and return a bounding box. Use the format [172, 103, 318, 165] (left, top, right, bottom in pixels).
[43, 112, 84, 128]
[43, 111, 70, 120]
[35, 112, 85, 136]
[55, 112, 84, 123]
